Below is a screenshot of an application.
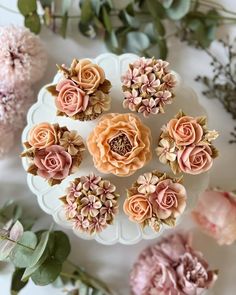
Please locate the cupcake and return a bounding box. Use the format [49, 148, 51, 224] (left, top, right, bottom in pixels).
[21, 122, 85, 185]
[87, 113, 152, 176]
[47, 59, 111, 121]
[123, 171, 187, 232]
[121, 57, 177, 117]
[156, 110, 219, 175]
[60, 173, 119, 234]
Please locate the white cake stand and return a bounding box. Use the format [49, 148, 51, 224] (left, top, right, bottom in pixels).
[22, 53, 209, 245]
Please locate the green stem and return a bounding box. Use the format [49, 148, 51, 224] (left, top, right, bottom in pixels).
[0, 235, 35, 251]
[60, 271, 78, 280]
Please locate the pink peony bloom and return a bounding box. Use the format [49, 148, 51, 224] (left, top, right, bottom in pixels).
[123, 89, 142, 111]
[130, 232, 218, 295]
[0, 25, 47, 86]
[149, 179, 187, 219]
[192, 189, 236, 245]
[177, 145, 213, 175]
[56, 79, 89, 116]
[34, 145, 72, 180]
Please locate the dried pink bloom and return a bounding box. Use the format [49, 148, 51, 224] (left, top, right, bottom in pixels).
[123, 89, 142, 111]
[137, 172, 159, 194]
[163, 73, 177, 89]
[0, 25, 47, 86]
[80, 172, 101, 191]
[81, 194, 102, 217]
[130, 232, 218, 295]
[138, 98, 159, 117]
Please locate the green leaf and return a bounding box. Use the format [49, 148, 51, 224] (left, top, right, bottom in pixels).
[11, 231, 37, 268]
[105, 31, 122, 54]
[21, 254, 47, 281]
[101, 6, 112, 33]
[146, 0, 166, 19]
[91, 0, 101, 15]
[157, 38, 168, 59]
[31, 258, 62, 286]
[18, 0, 37, 16]
[79, 22, 96, 38]
[11, 268, 28, 295]
[12, 205, 22, 223]
[162, 0, 173, 8]
[154, 18, 165, 36]
[119, 7, 139, 29]
[50, 231, 70, 263]
[40, 0, 53, 7]
[59, 12, 68, 38]
[80, 0, 93, 23]
[25, 13, 41, 34]
[166, 0, 191, 20]
[126, 32, 150, 55]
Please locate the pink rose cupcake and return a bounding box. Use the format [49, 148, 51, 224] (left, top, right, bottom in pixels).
[156, 110, 219, 175]
[47, 58, 111, 121]
[123, 171, 187, 232]
[21, 122, 85, 185]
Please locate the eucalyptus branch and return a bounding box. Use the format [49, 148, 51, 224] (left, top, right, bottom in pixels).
[0, 233, 35, 251]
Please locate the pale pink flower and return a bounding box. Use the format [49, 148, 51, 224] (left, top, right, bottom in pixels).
[89, 216, 107, 233]
[192, 189, 236, 245]
[121, 67, 140, 88]
[156, 138, 176, 164]
[0, 25, 47, 86]
[100, 200, 118, 220]
[137, 172, 159, 194]
[133, 57, 153, 74]
[96, 180, 116, 200]
[138, 98, 159, 117]
[153, 59, 169, 73]
[123, 89, 142, 111]
[74, 215, 90, 232]
[162, 73, 177, 89]
[155, 90, 172, 105]
[64, 201, 77, 219]
[80, 172, 101, 191]
[66, 181, 83, 201]
[81, 194, 102, 217]
[139, 73, 160, 93]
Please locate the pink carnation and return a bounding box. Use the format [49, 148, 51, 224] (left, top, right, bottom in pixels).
[0, 25, 47, 86]
[130, 232, 218, 295]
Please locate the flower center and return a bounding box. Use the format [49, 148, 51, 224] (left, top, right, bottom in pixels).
[109, 133, 132, 156]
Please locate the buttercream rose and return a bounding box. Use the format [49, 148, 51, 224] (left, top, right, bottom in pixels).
[123, 195, 152, 223]
[34, 145, 72, 180]
[87, 113, 152, 176]
[168, 116, 203, 146]
[177, 145, 213, 175]
[192, 189, 236, 245]
[149, 179, 187, 219]
[55, 79, 89, 116]
[29, 122, 57, 149]
[71, 59, 105, 93]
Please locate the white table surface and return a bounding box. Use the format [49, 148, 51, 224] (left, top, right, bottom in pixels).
[0, 1, 236, 294]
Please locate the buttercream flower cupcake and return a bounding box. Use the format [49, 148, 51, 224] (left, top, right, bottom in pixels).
[87, 113, 152, 176]
[121, 57, 177, 117]
[156, 110, 219, 175]
[21, 122, 85, 185]
[47, 59, 111, 121]
[60, 173, 119, 234]
[123, 171, 187, 232]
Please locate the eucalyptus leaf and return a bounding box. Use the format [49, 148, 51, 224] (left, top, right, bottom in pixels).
[154, 18, 165, 36]
[60, 12, 68, 38]
[91, 0, 101, 15]
[21, 253, 47, 281]
[166, 0, 191, 20]
[126, 32, 150, 55]
[162, 0, 173, 9]
[146, 0, 166, 19]
[18, 0, 37, 16]
[11, 268, 28, 295]
[12, 206, 22, 223]
[11, 231, 37, 268]
[105, 31, 122, 54]
[101, 6, 112, 33]
[119, 10, 139, 29]
[79, 22, 96, 38]
[31, 258, 62, 286]
[80, 0, 93, 23]
[25, 13, 41, 34]
[40, 0, 53, 7]
[50, 231, 70, 263]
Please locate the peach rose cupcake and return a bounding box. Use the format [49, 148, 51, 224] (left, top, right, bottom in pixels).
[47, 58, 111, 121]
[87, 113, 152, 177]
[123, 171, 187, 232]
[21, 122, 85, 186]
[156, 110, 219, 175]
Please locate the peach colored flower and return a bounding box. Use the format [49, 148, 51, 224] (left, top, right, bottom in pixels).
[71, 59, 105, 93]
[192, 189, 236, 245]
[87, 113, 152, 176]
[177, 145, 213, 175]
[168, 116, 203, 146]
[55, 79, 89, 116]
[149, 179, 187, 219]
[34, 145, 72, 180]
[123, 194, 152, 223]
[29, 122, 57, 149]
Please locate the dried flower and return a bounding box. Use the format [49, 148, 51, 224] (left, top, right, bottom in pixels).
[130, 232, 218, 295]
[59, 130, 85, 156]
[124, 171, 187, 232]
[90, 90, 111, 114]
[156, 138, 176, 164]
[61, 174, 119, 235]
[122, 57, 176, 117]
[0, 25, 47, 86]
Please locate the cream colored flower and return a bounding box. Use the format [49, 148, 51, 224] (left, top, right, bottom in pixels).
[156, 138, 176, 164]
[59, 131, 85, 156]
[90, 90, 111, 114]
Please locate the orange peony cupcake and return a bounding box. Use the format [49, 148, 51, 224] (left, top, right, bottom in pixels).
[87, 113, 152, 176]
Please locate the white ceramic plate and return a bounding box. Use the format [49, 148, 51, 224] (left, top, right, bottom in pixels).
[22, 53, 209, 245]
